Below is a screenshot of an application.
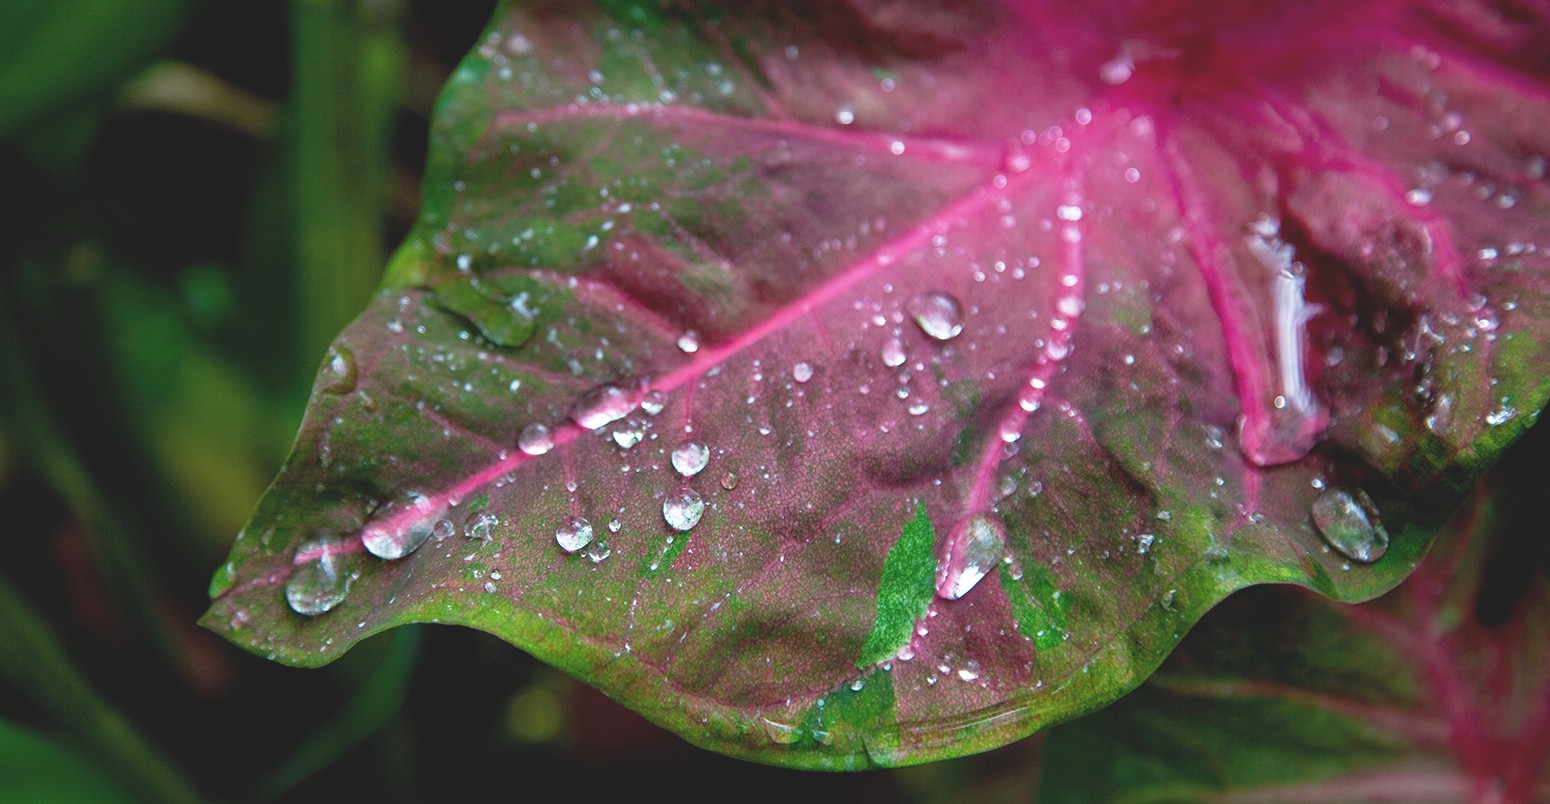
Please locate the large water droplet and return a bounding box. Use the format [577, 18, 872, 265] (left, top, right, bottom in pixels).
[935, 513, 1007, 600]
[910, 293, 964, 341]
[321, 347, 357, 394]
[517, 422, 554, 455]
[671, 441, 710, 477]
[571, 383, 637, 430]
[881, 338, 907, 367]
[639, 389, 668, 416]
[462, 510, 498, 540]
[285, 536, 360, 616]
[1310, 488, 1389, 563]
[556, 517, 594, 553]
[361, 492, 441, 560]
[793, 361, 814, 383]
[662, 489, 705, 531]
[676, 330, 700, 353]
[611, 418, 646, 449]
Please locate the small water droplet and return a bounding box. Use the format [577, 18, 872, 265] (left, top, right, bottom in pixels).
[881, 338, 907, 367]
[849, 678, 865, 691]
[671, 441, 710, 477]
[792, 361, 813, 383]
[662, 489, 705, 531]
[361, 492, 441, 559]
[720, 471, 739, 490]
[676, 330, 700, 353]
[285, 537, 360, 616]
[571, 384, 637, 430]
[585, 539, 611, 563]
[909, 292, 964, 341]
[462, 511, 498, 540]
[611, 419, 645, 449]
[640, 389, 668, 416]
[518, 423, 554, 455]
[936, 513, 1007, 599]
[556, 517, 595, 553]
[957, 659, 981, 682]
[1310, 488, 1389, 563]
[431, 519, 454, 541]
[762, 717, 802, 744]
[321, 347, 357, 394]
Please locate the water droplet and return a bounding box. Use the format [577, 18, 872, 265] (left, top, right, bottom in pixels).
[463, 510, 498, 540]
[676, 330, 700, 353]
[639, 389, 668, 416]
[909, 293, 964, 341]
[285, 537, 360, 616]
[585, 539, 611, 563]
[611, 419, 645, 449]
[936, 513, 1007, 600]
[957, 659, 981, 682]
[432, 519, 454, 541]
[518, 423, 554, 455]
[1310, 488, 1389, 563]
[792, 361, 813, 383]
[361, 492, 441, 559]
[571, 384, 637, 430]
[671, 442, 710, 477]
[556, 517, 595, 553]
[321, 347, 357, 394]
[720, 472, 739, 490]
[849, 678, 865, 691]
[881, 338, 907, 367]
[762, 717, 802, 744]
[662, 489, 705, 531]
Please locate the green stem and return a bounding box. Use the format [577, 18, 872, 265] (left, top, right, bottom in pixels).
[289, 0, 404, 373]
[0, 575, 201, 804]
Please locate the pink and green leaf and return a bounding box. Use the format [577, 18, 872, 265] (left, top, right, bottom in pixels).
[204, 0, 1550, 767]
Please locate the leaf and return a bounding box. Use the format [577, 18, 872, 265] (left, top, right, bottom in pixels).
[1036, 436, 1550, 802]
[205, 0, 1550, 767]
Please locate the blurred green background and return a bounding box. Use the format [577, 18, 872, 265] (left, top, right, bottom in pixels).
[0, 2, 1046, 801]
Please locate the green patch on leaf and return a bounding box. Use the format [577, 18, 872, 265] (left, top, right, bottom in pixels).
[1001, 564, 1070, 651]
[857, 504, 937, 669]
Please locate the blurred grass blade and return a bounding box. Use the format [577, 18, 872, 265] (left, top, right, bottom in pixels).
[289, 0, 405, 371]
[254, 628, 422, 802]
[0, 575, 200, 804]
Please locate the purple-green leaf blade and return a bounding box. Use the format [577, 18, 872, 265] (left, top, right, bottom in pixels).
[205, 0, 1550, 768]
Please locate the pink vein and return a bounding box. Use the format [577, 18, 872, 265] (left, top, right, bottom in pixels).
[1160, 129, 1273, 465]
[493, 102, 1002, 168]
[965, 181, 1087, 513]
[284, 164, 1035, 570]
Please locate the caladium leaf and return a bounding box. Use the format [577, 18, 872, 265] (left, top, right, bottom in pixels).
[204, 0, 1550, 768]
[1037, 447, 1550, 802]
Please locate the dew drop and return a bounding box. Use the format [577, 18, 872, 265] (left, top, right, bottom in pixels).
[662, 489, 705, 531]
[585, 539, 611, 563]
[640, 389, 668, 416]
[1310, 488, 1389, 563]
[957, 659, 982, 682]
[671, 442, 710, 477]
[517, 422, 554, 455]
[321, 347, 357, 394]
[361, 492, 441, 560]
[720, 471, 739, 490]
[909, 293, 964, 341]
[556, 517, 595, 553]
[462, 511, 498, 540]
[792, 361, 814, 383]
[676, 330, 700, 353]
[611, 419, 646, 449]
[571, 383, 637, 430]
[881, 337, 907, 367]
[935, 513, 1007, 600]
[285, 537, 360, 616]
[762, 717, 803, 744]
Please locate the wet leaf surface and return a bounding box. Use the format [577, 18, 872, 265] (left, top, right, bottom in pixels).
[1037, 435, 1550, 801]
[206, 0, 1550, 767]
